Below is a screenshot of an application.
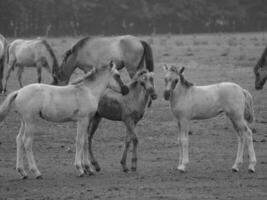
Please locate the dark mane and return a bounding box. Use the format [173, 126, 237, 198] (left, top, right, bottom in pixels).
[62, 36, 91, 64]
[39, 39, 59, 74]
[254, 46, 267, 73]
[70, 69, 96, 85]
[179, 73, 194, 89]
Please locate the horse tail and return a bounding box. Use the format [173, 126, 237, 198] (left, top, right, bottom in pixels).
[140, 41, 154, 72]
[0, 90, 18, 122]
[243, 89, 255, 123]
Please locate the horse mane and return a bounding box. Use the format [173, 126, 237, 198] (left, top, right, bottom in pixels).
[254, 46, 267, 73]
[70, 69, 97, 85]
[168, 65, 194, 88]
[62, 36, 91, 64]
[179, 74, 194, 89]
[39, 39, 59, 74]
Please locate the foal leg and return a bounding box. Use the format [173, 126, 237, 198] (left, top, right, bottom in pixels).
[177, 119, 190, 172]
[231, 118, 256, 172]
[75, 118, 89, 177]
[124, 120, 138, 171]
[16, 121, 27, 179]
[23, 122, 42, 179]
[120, 132, 131, 172]
[82, 134, 94, 175]
[87, 116, 102, 172]
[244, 125, 257, 172]
[17, 66, 24, 88]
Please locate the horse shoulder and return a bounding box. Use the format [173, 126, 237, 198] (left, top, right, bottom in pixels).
[98, 91, 123, 120]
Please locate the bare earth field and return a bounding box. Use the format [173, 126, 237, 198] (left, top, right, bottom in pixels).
[0, 33, 267, 200]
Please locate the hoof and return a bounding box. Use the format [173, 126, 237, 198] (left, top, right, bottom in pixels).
[84, 169, 94, 176]
[123, 168, 129, 173]
[131, 166, 137, 172]
[21, 175, 28, 180]
[177, 165, 186, 173]
[248, 168, 255, 173]
[36, 175, 43, 179]
[95, 166, 101, 172]
[232, 168, 239, 172]
[78, 172, 85, 177]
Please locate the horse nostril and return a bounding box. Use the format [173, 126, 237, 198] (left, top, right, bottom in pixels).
[121, 85, 129, 95]
[151, 93, 157, 100]
[163, 90, 170, 100]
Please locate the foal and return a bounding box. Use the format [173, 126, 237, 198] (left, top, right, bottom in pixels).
[163, 64, 256, 173]
[0, 61, 129, 179]
[87, 70, 157, 172]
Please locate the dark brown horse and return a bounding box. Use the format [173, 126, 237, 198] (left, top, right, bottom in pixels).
[0, 34, 8, 92]
[53, 35, 154, 85]
[86, 70, 157, 173]
[254, 46, 267, 90]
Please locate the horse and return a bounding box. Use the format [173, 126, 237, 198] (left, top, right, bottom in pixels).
[86, 69, 157, 173]
[0, 61, 129, 179]
[163, 64, 256, 173]
[0, 34, 8, 92]
[53, 35, 154, 85]
[254, 46, 267, 90]
[2, 38, 59, 93]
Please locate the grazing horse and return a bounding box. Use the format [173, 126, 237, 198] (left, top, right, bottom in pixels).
[163, 64, 256, 173]
[87, 69, 157, 173]
[254, 46, 267, 90]
[53, 35, 154, 85]
[0, 34, 8, 92]
[2, 38, 59, 93]
[0, 61, 129, 179]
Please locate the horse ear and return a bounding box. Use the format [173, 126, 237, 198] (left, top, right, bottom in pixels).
[163, 64, 169, 72]
[179, 67, 185, 74]
[109, 60, 115, 68]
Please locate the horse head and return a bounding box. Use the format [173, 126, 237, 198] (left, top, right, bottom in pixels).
[254, 47, 267, 90]
[133, 69, 157, 100]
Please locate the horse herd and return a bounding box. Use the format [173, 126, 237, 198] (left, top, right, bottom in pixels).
[0, 33, 266, 179]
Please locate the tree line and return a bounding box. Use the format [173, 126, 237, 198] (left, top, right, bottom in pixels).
[0, 0, 266, 37]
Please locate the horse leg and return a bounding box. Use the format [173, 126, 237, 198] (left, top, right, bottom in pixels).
[87, 115, 102, 172]
[177, 119, 190, 172]
[16, 121, 27, 179]
[229, 117, 245, 172]
[125, 120, 138, 171]
[36, 65, 42, 83]
[75, 118, 89, 177]
[177, 121, 183, 169]
[120, 133, 131, 172]
[82, 132, 94, 176]
[231, 118, 256, 172]
[16, 66, 24, 88]
[23, 122, 42, 179]
[244, 125, 257, 172]
[2, 61, 15, 93]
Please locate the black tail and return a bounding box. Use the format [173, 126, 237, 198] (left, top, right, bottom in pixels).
[140, 41, 154, 72]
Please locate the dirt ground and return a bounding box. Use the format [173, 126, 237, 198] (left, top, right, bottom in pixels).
[0, 33, 267, 200]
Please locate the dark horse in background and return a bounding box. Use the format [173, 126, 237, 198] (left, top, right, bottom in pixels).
[0, 34, 8, 92]
[254, 46, 267, 90]
[53, 35, 154, 85]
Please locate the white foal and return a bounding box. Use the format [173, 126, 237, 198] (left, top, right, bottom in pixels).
[163, 64, 256, 173]
[0, 61, 129, 179]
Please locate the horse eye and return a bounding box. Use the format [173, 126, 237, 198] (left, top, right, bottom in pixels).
[174, 79, 178, 84]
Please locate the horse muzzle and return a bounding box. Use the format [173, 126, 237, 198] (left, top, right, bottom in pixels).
[147, 87, 157, 100]
[164, 90, 171, 101]
[121, 85, 129, 95]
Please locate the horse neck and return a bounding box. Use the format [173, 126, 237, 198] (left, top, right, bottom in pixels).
[85, 70, 111, 101]
[172, 84, 191, 102]
[128, 82, 149, 110]
[58, 54, 77, 84]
